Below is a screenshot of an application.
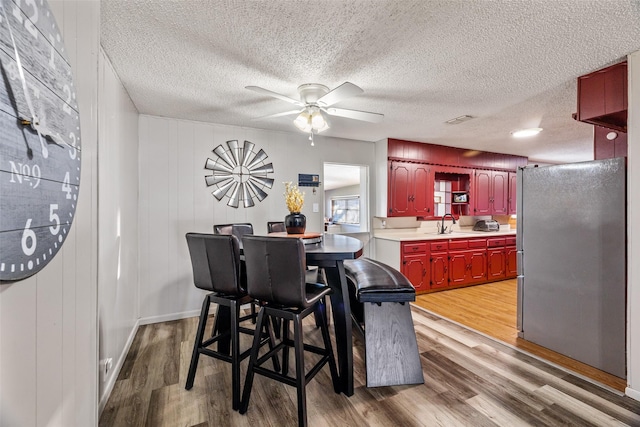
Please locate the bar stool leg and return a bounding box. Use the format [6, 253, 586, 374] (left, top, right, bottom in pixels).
[186, 295, 211, 390]
[293, 313, 307, 427]
[282, 319, 290, 376]
[231, 300, 241, 410]
[239, 308, 266, 415]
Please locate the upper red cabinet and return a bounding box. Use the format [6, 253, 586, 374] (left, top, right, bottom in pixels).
[388, 161, 433, 217]
[576, 61, 627, 132]
[472, 170, 508, 215]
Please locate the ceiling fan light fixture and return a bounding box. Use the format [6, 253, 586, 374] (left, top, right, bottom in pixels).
[294, 111, 312, 132]
[311, 109, 329, 132]
[511, 127, 543, 138]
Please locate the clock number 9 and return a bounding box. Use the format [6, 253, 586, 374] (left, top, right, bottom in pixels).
[12, 0, 39, 40]
[21, 218, 36, 256]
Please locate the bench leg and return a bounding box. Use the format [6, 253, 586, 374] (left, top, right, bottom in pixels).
[364, 302, 424, 387]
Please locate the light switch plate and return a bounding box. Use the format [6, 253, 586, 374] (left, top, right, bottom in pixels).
[312, 203, 319, 212]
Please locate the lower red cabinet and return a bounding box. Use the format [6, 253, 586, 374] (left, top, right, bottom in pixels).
[487, 248, 506, 281]
[449, 249, 487, 286]
[429, 251, 448, 289]
[402, 253, 428, 292]
[505, 245, 517, 278]
[400, 235, 516, 294]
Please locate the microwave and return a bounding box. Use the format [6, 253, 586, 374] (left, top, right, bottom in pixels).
[452, 192, 469, 203]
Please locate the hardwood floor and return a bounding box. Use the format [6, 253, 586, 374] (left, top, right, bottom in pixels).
[413, 279, 628, 392]
[99, 303, 640, 426]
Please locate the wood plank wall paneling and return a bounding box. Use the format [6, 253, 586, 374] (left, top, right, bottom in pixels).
[97, 47, 140, 412]
[0, 1, 100, 426]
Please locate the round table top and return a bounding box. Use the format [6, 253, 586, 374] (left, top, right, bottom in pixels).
[304, 233, 364, 261]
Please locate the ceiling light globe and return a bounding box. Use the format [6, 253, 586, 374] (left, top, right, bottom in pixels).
[294, 112, 311, 131]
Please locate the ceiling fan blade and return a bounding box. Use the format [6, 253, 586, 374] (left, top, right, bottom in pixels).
[245, 86, 303, 106]
[317, 82, 364, 107]
[326, 107, 384, 123]
[250, 110, 301, 121]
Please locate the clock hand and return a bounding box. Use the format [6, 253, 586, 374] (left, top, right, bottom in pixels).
[1, 2, 48, 159]
[1, 58, 33, 158]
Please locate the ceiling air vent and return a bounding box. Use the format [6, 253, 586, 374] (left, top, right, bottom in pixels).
[445, 115, 474, 125]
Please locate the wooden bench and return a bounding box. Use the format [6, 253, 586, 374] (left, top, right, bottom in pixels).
[344, 257, 424, 387]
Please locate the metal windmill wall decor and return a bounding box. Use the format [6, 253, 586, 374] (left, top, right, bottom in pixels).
[205, 140, 274, 208]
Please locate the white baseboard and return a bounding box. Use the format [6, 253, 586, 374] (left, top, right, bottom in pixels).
[138, 309, 201, 326]
[626, 385, 640, 401]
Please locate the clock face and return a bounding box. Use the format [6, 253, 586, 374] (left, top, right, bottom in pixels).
[204, 140, 274, 208]
[0, 0, 81, 281]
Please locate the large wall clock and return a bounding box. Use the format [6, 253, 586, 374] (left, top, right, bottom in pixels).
[0, 0, 81, 281]
[204, 140, 274, 208]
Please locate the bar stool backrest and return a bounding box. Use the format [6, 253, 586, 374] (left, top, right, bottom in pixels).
[213, 223, 254, 248]
[267, 221, 285, 233]
[242, 236, 310, 308]
[185, 233, 244, 295]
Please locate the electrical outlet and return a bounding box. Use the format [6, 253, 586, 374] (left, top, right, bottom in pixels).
[101, 358, 113, 380]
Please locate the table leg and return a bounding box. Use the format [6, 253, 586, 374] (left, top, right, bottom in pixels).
[323, 261, 354, 396]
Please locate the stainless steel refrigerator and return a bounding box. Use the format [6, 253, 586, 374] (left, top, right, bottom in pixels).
[516, 157, 626, 378]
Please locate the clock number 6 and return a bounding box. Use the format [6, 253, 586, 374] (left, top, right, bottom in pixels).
[49, 204, 60, 235]
[21, 218, 36, 256]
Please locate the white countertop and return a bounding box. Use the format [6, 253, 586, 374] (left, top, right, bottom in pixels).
[373, 227, 516, 242]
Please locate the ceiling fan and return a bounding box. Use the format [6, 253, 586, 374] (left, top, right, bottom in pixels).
[245, 82, 384, 135]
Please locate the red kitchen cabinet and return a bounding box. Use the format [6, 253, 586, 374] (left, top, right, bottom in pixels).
[429, 241, 448, 289]
[402, 254, 428, 292]
[473, 170, 508, 215]
[505, 245, 517, 278]
[508, 172, 518, 215]
[449, 249, 487, 286]
[577, 61, 627, 132]
[487, 247, 506, 281]
[389, 161, 433, 217]
[401, 242, 429, 292]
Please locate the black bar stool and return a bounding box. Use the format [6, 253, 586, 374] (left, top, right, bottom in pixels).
[240, 235, 339, 427]
[213, 222, 257, 321]
[184, 233, 279, 411]
[267, 221, 286, 233]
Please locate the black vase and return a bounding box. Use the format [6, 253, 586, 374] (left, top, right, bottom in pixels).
[285, 212, 306, 234]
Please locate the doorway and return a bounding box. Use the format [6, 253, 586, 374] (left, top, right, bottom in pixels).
[323, 163, 369, 233]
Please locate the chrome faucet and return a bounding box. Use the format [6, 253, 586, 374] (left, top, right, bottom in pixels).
[439, 213, 457, 234]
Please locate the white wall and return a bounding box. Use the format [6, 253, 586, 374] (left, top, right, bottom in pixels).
[138, 115, 376, 321]
[626, 50, 640, 400]
[97, 49, 140, 410]
[0, 1, 100, 426]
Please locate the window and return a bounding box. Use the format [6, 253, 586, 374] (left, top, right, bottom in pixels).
[330, 196, 360, 224]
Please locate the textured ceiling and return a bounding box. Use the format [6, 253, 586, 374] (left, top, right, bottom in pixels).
[100, 0, 640, 164]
